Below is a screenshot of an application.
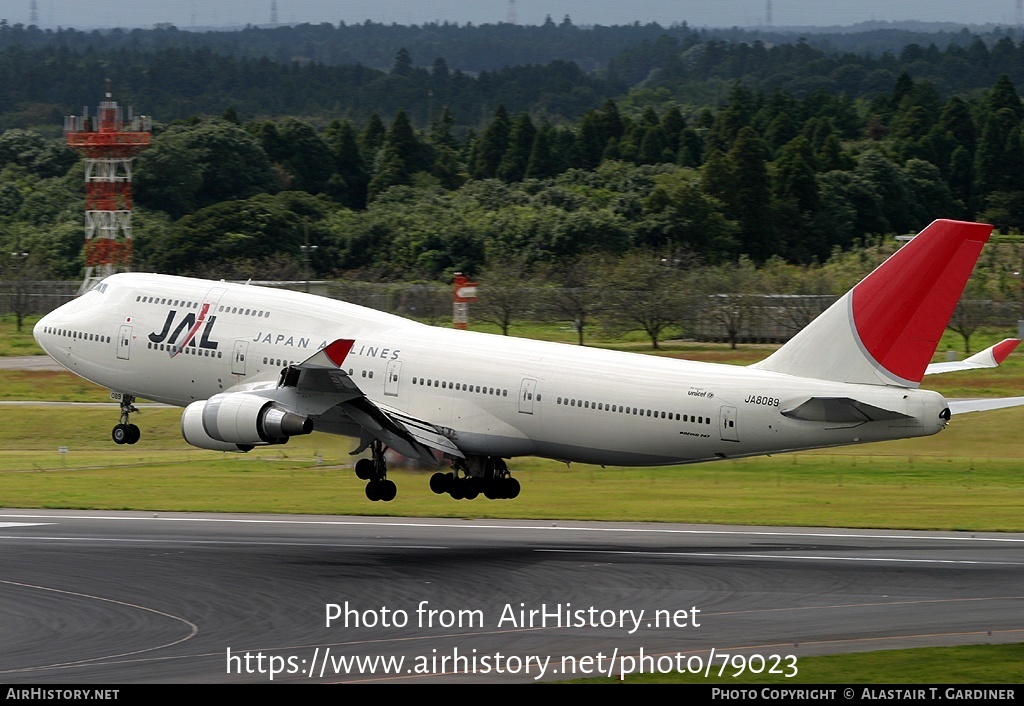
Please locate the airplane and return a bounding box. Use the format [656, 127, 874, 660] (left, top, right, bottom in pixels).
[32, 218, 1024, 502]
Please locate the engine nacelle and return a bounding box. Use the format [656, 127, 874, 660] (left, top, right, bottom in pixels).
[181, 393, 313, 451]
[181, 403, 254, 452]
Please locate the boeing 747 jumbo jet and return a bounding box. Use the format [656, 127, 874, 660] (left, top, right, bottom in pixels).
[33, 219, 1024, 501]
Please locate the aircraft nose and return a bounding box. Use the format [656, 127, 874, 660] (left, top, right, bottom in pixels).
[34, 308, 64, 359]
[33, 312, 50, 352]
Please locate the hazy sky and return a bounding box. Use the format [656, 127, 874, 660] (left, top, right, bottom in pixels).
[3, 1, 1023, 30]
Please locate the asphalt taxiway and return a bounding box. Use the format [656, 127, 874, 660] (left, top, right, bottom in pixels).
[1, 510, 1021, 683]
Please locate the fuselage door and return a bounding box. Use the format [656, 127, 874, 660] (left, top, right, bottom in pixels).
[384, 359, 402, 396]
[232, 340, 248, 376]
[518, 378, 537, 414]
[720, 404, 739, 442]
[117, 325, 132, 360]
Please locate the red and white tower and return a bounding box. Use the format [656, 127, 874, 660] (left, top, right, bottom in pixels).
[64, 82, 152, 294]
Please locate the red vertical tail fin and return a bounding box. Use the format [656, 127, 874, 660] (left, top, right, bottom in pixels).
[752, 219, 993, 387]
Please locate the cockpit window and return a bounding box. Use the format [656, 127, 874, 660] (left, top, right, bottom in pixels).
[89, 282, 109, 293]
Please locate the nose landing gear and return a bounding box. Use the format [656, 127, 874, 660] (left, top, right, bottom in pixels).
[111, 395, 140, 445]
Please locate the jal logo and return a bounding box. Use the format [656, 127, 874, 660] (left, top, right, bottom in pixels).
[148, 308, 220, 350]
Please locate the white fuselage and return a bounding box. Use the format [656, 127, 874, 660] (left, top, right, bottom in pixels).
[34, 273, 949, 465]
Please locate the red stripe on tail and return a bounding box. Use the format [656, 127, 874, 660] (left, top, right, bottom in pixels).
[852, 219, 992, 383]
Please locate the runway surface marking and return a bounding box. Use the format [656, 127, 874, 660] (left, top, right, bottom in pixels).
[2, 513, 1022, 544]
[0, 579, 200, 676]
[0, 535, 445, 549]
[539, 548, 1024, 566]
[0, 522, 52, 528]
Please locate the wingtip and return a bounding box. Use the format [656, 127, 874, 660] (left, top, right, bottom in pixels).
[324, 339, 355, 366]
[991, 338, 1021, 364]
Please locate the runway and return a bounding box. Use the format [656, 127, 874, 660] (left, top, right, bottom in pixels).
[1, 510, 1021, 683]
[0, 356, 62, 371]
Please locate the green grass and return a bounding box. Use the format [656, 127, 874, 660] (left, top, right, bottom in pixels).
[0, 314, 46, 356]
[1, 405, 1021, 530]
[571, 644, 1024, 683]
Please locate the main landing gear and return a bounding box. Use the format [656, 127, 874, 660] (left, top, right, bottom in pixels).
[111, 395, 140, 445]
[354, 439, 397, 502]
[430, 457, 520, 500]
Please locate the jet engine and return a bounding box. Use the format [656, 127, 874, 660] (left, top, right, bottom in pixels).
[181, 393, 313, 452]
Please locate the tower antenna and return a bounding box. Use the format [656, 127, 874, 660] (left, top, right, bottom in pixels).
[64, 83, 152, 294]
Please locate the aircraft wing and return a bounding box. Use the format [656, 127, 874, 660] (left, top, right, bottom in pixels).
[289, 339, 463, 462]
[925, 339, 1020, 374]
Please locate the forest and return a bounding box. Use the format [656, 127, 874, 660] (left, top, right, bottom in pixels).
[2, 20, 1024, 346]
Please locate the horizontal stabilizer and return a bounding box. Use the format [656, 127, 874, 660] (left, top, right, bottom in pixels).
[781, 397, 912, 424]
[948, 397, 1024, 414]
[925, 339, 1021, 375]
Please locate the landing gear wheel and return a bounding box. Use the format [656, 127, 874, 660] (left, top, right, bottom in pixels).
[354, 458, 374, 481]
[111, 395, 140, 446]
[365, 481, 382, 502]
[443, 458, 519, 500]
[429, 472, 449, 494]
[360, 440, 397, 502]
[504, 477, 521, 499]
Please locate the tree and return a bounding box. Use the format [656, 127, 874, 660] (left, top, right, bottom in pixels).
[524, 123, 561, 180]
[707, 82, 753, 152]
[392, 47, 414, 77]
[360, 113, 387, 161]
[142, 192, 326, 275]
[386, 109, 432, 174]
[471, 105, 511, 180]
[133, 132, 203, 218]
[0, 129, 75, 178]
[538, 254, 610, 346]
[367, 143, 413, 200]
[643, 169, 738, 261]
[695, 257, 763, 349]
[602, 252, 685, 350]
[135, 120, 277, 217]
[974, 105, 1024, 203]
[1, 236, 50, 332]
[324, 119, 369, 209]
[727, 127, 774, 260]
[758, 257, 837, 338]
[947, 277, 995, 354]
[263, 118, 334, 194]
[496, 113, 536, 183]
[473, 257, 533, 335]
